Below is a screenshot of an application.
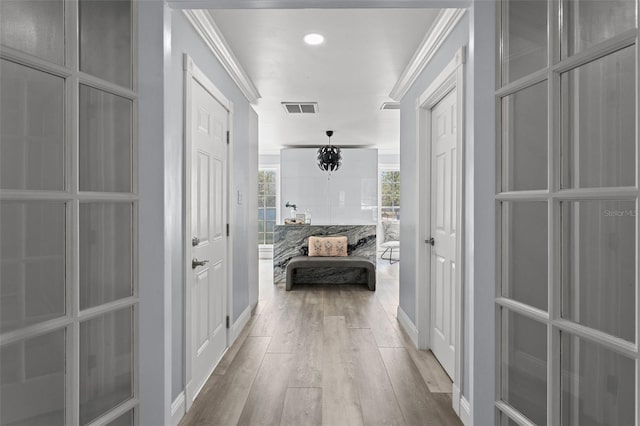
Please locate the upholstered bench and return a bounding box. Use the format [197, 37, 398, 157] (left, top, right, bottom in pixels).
[286, 256, 376, 291]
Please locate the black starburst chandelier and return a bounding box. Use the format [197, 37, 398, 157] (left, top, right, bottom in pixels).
[317, 130, 342, 172]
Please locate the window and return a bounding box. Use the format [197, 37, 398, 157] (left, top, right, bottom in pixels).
[258, 169, 277, 245]
[380, 170, 400, 221]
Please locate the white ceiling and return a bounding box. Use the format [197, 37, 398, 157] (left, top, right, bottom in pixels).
[208, 9, 442, 154]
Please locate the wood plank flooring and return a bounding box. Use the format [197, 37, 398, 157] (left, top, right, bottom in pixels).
[180, 260, 461, 426]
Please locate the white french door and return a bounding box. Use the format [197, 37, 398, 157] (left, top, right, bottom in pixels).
[184, 56, 229, 407]
[429, 88, 458, 379]
[497, 1, 639, 425]
[0, 1, 138, 425]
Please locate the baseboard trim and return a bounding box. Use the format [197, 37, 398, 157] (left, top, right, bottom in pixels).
[230, 305, 251, 344]
[452, 384, 461, 415]
[170, 391, 186, 426]
[178, 306, 252, 425]
[459, 395, 471, 425]
[396, 305, 418, 348]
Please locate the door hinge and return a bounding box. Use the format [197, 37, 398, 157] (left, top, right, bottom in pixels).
[226, 223, 230, 236]
[226, 315, 230, 329]
[226, 131, 230, 144]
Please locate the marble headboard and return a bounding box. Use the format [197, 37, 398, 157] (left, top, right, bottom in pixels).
[273, 225, 376, 284]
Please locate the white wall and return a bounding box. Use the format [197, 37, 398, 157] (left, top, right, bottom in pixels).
[466, 2, 496, 424]
[280, 148, 378, 225]
[397, 14, 469, 404]
[167, 7, 258, 405]
[137, 5, 259, 422]
[266, 153, 398, 168]
[398, 10, 468, 346]
[398, 4, 497, 424]
[379, 153, 400, 165]
[138, 2, 171, 425]
[248, 108, 259, 309]
[259, 154, 280, 167]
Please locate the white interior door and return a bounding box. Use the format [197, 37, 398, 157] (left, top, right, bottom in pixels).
[189, 78, 228, 399]
[429, 88, 457, 379]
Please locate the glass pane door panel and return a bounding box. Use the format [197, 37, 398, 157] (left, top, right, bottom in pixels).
[80, 307, 133, 425]
[0, 201, 66, 333]
[0, 60, 65, 191]
[0, 329, 66, 425]
[561, 200, 636, 342]
[79, 203, 133, 310]
[501, 80, 548, 191]
[79, 0, 132, 88]
[563, 0, 637, 58]
[501, 309, 547, 425]
[502, 202, 548, 311]
[107, 409, 134, 426]
[561, 46, 636, 189]
[0, 0, 65, 64]
[499, 413, 521, 426]
[561, 333, 634, 425]
[501, 0, 547, 84]
[79, 85, 133, 193]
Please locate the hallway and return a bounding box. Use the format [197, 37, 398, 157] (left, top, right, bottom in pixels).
[180, 261, 461, 426]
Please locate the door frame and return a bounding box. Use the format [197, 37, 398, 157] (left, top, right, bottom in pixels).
[182, 54, 234, 409]
[415, 46, 466, 413]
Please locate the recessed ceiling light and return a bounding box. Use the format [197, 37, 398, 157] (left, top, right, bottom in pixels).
[304, 33, 324, 46]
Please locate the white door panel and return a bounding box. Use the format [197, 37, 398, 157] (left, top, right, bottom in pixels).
[430, 88, 457, 379]
[190, 78, 228, 399]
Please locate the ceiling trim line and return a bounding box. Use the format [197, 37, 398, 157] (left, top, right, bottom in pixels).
[183, 10, 261, 104]
[389, 8, 466, 101]
[170, 1, 471, 9]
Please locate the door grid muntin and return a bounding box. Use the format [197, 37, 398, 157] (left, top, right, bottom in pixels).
[496, 1, 639, 425]
[0, 1, 139, 425]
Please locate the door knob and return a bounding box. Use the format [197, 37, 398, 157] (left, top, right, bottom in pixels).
[426, 238, 435, 246]
[192, 258, 209, 269]
[192, 237, 200, 246]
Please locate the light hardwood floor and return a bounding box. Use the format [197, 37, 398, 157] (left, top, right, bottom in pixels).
[180, 260, 461, 426]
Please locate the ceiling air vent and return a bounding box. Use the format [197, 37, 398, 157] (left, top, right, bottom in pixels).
[380, 102, 401, 110]
[282, 102, 318, 114]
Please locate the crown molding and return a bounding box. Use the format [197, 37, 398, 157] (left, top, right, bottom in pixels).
[389, 8, 466, 101]
[183, 9, 261, 104]
[170, 1, 471, 9]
